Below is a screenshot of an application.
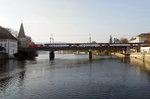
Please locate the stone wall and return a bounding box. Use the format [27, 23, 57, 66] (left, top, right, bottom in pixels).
[145, 54, 150, 63]
[130, 53, 150, 63]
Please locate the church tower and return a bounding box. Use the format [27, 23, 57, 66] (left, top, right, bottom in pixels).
[18, 23, 27, 48]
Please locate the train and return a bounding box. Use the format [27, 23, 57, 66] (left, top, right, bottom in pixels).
[28, 43, 144, 48]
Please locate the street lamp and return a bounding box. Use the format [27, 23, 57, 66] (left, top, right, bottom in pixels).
[89, 34, 91, 43]
[50, 34, 54, 44]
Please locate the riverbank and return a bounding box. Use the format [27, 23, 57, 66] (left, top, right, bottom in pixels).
[130, 53, 150, 63]
[114, 52, 150, 63]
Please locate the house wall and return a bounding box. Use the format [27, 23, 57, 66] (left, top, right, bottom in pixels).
[130, 36, 147, 43]
[141, 47, 150, 53]
[129, 36, 140, 43]
[0, 39, 17, 58]
[0, 39, 7, 53]
[8, 40, 18, 57]
[140, 36, 147, 43]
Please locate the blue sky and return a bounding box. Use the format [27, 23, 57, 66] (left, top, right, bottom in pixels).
[0, 0, 150, 43]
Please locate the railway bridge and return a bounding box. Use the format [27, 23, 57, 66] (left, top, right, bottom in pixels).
[19, 43, 147, 60]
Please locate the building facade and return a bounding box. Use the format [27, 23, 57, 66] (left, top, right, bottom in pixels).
[129, 33, 150, 43]
[0, 26, 18, 58]
[140, 47, 150, 53]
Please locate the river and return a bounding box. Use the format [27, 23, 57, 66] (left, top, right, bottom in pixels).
[0, 52, 150, 99]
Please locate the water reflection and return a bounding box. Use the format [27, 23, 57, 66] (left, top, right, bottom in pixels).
[116, 56, 150, 83]
[48, 58, 91, 70]
[0, 60, 18, 73]
[1, 54, 150, 98]
[130, 57, 150, 81]
[119, 57, 130, 63]
[0, 59, 28, 95]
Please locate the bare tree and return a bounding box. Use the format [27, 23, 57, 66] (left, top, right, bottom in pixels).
[120, 38, 128, 43]
[6, 28, 18, 37]
[113, 38, 120, 43]
[109, 35, 113, 43]
[113, 38, 128, 43]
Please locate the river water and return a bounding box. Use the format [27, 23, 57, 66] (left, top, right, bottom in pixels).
[0, 53, 150, 99]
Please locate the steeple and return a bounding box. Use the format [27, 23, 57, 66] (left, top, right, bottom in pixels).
[18, 23, 26, 38]
[18, 23, 27, 48]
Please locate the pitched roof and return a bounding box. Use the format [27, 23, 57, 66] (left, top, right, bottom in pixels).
[18, 23, 26, 38]
[138, 33, 150, 37]
[0, 26, 17, 40]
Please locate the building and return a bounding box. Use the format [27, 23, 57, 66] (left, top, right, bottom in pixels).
[140, 47, 150, 53]
[18, 23, 27, 48]
[129, 33, 150, 43]
[0, 26, 18, 58]
[129, 33, 150, 53]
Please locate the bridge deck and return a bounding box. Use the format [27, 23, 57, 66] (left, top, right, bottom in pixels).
[19, 43, 148, 51]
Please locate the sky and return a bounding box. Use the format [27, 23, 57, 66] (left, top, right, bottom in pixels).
[0, 0, 150, 43]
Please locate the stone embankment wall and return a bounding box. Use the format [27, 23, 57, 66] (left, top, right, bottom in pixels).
[130, 53, 150, 63]
[113, 52, 150, 63]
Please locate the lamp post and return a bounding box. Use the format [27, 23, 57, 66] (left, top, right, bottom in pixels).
[89, 34, 91, 43]
[50, 34, 54, 44]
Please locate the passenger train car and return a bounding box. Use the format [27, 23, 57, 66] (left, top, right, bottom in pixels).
[28, 43, 144, 48]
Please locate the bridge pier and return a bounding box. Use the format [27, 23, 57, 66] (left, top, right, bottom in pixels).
[125, 47, 130, 56]
[49, 51, 55, 60]
[89, 50, 92, 60]
[137, 47, 141, 52]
